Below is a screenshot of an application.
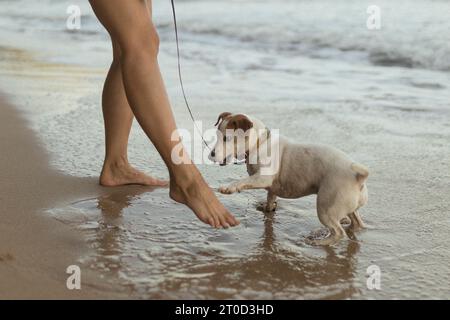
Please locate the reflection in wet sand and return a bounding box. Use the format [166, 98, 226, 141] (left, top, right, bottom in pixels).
[154, 210, 361, 299]
[71, 188, 362, 299]
[90, 186, 157, 285]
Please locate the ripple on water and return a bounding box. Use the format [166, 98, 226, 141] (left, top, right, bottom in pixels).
[47, 178, 450, 299]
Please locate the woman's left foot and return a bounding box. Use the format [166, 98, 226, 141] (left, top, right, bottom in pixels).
[100, 160, 168, 187]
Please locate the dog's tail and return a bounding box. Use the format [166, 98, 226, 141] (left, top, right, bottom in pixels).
[351, 162, 369, 183]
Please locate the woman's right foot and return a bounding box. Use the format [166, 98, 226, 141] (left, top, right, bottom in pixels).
[169, 172, 239, 229]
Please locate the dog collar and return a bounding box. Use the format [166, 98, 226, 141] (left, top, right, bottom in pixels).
[243, 127, 271, 165]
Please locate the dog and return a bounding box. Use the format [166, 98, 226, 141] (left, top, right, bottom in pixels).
[209, 112, 369, 246]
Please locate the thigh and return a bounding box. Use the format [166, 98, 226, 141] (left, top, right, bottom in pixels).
[89, 0, 154, 48]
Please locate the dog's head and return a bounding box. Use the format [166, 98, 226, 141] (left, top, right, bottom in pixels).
[209, 112, 260, 165]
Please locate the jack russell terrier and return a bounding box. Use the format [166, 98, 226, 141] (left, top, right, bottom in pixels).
[209, 112, 369, 246]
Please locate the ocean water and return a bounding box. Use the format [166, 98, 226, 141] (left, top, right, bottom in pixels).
[0, 0, 449, 298]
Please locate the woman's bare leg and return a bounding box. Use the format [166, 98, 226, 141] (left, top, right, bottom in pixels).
[100, 39, 167, 187]
[89, 0, 238, 228]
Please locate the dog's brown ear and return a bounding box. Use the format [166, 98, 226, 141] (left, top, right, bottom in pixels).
[214, 112, 232, 126]
[226, 114, 253, 132]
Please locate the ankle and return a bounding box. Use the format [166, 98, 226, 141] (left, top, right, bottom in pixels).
[103, 155, 129, 171]
[169, 165, 203, 191]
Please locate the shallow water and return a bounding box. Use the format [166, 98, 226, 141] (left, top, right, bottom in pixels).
[0, 0, 449, 299]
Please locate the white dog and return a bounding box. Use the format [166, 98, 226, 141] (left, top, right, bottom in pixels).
[209, 112, 369, 246]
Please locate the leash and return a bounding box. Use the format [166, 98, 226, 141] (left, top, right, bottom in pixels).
[170, 0, 211, 151]
[169, 0, 257, 166]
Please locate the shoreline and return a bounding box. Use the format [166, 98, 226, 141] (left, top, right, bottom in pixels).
[0, 94, 128, 299]
[0, 6, 449, 297]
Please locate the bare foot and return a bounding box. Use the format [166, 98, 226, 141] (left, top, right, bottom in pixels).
[100, 160, 168, 187]
[169, 172, 239, 229]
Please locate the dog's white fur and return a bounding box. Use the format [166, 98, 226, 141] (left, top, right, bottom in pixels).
[210, 113, 369, 246]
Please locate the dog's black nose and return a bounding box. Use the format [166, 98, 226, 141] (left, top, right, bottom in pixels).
[210, 150, 215, 158]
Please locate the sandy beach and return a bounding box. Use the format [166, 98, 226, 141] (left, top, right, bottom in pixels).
[0, 95, 134, 298]
[1, 0, 449, 299]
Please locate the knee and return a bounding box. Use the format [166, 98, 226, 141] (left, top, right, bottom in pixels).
[147, 24, 160, 55]
[118, 24, 160, 62]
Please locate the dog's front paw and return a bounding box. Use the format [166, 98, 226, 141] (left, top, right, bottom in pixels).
[219, 185, 238, 194]
[264, 201, 277, 212]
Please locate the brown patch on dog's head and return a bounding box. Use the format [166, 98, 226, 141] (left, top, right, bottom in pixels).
[226, 114, 253, 132]
[214, 112, 232, 126]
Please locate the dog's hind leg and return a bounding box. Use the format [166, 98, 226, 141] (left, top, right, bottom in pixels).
[349, 210, 365, 231]
[265, 191, 277, 212]
[340, 217, 351, 225]
[307, 210, 346, 246]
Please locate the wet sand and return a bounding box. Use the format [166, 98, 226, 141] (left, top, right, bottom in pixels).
[0, 95, 131, 299]
[1, 20, 449, 298]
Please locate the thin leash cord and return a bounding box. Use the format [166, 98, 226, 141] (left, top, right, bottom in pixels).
[170, 0, 211, 151]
